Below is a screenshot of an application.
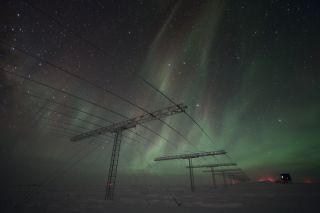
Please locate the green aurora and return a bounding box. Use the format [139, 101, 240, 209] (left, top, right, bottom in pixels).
[1, 0, 319, 184]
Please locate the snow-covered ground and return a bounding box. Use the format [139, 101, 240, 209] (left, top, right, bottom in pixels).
[2, 183, 319, 212]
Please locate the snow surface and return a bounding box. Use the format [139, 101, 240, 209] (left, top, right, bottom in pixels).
[1, 183, 319, 212]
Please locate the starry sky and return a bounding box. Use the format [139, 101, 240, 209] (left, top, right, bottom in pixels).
[1, 0, 320, 185]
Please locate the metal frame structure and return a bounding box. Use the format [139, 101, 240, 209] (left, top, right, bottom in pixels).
[154, 150, 226, 192]
[71, 103, 187, 200]
[186, 162, 236, 168]
[154, 150, 226, 161]
[226, 173, 249, 184]
[202, 168, 249, 186]
[105, 130, 122, 200]
[186, 163, 237, 187]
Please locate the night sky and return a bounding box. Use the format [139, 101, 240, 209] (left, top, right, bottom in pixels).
[1, 0, 320, 185]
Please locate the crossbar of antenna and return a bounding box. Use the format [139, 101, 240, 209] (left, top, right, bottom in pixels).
[208, 172, 245, 176]
[186, 163, 237, 169]
[154, 150, 226, 161]
[71, 103, 187, 142]
[203, 168, 243, 173]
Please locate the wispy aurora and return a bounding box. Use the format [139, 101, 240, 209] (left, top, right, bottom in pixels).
[139, 1, 225, 162]
[1, 0, 319, 182]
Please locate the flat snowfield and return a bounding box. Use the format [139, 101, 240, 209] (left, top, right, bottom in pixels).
[1, 183, 319, 212]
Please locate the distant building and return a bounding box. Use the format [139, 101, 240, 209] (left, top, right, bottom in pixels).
[280, 173, 292, 183]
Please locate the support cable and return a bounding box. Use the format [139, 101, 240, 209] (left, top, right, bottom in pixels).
[24, 90, 153, 145]
[138, 75, 215, 145]
[4, 3, 211, 150]
[0, 41, 193, 149]
[1, 68, 175, 147]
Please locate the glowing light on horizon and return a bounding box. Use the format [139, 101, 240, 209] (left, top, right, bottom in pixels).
[258, 176, 276, 183]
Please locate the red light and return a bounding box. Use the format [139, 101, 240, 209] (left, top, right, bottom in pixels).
[304, 178, 312, 184]
[258, 176, 276, 183]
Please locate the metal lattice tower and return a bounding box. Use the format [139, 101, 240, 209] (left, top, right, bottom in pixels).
[105, 130, 122, 200]
[210, 168, 216, 188]
[203, 168, 249, 186]
[154, 150, 227, 192]
[187, 163, 237, 188]
[188, 158, 195, 192]
[71, 103, 187, 200]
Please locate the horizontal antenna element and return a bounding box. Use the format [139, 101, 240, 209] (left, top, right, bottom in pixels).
[186, 163, 237, 168]
[154, 150, 226, 161]
[71, 103, 187, 142]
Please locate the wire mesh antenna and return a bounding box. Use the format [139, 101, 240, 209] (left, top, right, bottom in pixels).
[1, 41, 198, 154]
[1, 69, 177, 148]
[4, 2, 206, 151]
[23, 90, 161, 146]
